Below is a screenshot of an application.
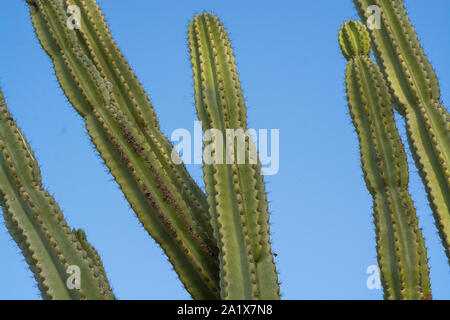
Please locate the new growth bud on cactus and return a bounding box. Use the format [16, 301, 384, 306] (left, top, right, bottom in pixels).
[338, 20, 371, 61]
[340, 21, 431, 300]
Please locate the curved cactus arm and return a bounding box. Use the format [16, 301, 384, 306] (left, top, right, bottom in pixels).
[0, 88, 114, 300]
[340, 21, 431, 300]
[188, 13, 279, 300]
[354, 0, 450, 263]
[26, 0, 219, 299]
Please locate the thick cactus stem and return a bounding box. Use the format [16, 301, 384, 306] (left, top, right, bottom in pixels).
[340, 21, 431, 300]
[26, 0, 219, 299]
[354, 0, 450, 264]
[188, 13, 280, 300]
[0, 88, 114, 300]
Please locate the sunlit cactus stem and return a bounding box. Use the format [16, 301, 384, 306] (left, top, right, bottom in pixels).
[0, 87, 114, 300]
[354, 0, 450, 264]
[188, 13, 280, 300]
[339, 21, 431, 300]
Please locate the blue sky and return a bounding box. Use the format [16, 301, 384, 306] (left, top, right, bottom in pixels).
[0, 0, 449, 299]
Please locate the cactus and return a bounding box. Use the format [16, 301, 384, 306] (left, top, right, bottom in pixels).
[188, 13, 279, 299]
[7, 0, 443, 301]
[26, 0, 220, 299]
[23, 0, 279, 300]
[339, 21, 431, 299]
[0, 87, 114, 300]
[353, 0, 450, 263]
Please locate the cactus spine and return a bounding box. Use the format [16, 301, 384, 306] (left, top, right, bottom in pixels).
[188, 13, 279, 300]
[339, 21, 431, 300]
[354, 0, 450, 263]
[0, 88, 114, 299]
[26, 0, 219, 299]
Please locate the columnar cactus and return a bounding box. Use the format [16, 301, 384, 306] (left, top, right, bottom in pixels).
[353, 0, 450, 263]
[26, 0, 219, 299]
[339, 21, 431, 300]
[0, 87, 114, 299]
[188, 13, 280, 300]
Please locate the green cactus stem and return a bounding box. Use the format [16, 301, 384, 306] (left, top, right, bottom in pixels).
[188, 13, 279, 300]
[0, 87, 114, 300]
[339, 21, 431, 300]
[26, 0, 219, 299]
[354, 0, 450, 264]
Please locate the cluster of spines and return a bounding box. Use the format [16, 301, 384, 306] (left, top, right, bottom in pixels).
[340, 21, 431, 300]
[353, 0, 450, 264]
[27, 0, 220, 299]
[0, 87, 114, 299]
[188, 12, 279, 300]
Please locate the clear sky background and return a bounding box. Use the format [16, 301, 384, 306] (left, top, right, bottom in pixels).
[0, 0, 449, 299]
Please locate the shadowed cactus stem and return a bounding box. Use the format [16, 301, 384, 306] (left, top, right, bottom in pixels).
[0, 87, 114, 299]
[354, 0, 450, 264]
[340, 21, 431, 300]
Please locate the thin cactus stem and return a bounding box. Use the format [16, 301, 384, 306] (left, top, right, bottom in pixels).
[188, 13, 279, 300]
[0, 87, 114, 300]
[339, 21, 431, 300]
[26, 0, 219, 299]
[354, 0, 450, 263]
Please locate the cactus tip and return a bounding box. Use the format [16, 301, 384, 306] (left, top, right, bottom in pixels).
[339, 20, 371, 61]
